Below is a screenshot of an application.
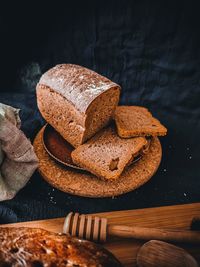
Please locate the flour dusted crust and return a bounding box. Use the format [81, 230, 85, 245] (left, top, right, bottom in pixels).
[0, 227, 122, 266]
[39, 64, 119, 113]
[37, 64, 120, 147]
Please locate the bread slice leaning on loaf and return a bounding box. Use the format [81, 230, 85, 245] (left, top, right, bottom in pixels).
[114, 106, 167, 138]
[72, 126, 147, 180]
[36, 64, 120, 147]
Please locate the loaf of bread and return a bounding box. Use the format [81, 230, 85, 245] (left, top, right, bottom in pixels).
[0, 227, 122, 266]
[72, 126, 147, 180]
[114, 106, 167, 138]
[37, 64, 120, 147]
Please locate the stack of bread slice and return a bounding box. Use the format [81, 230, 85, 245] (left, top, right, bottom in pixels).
[72, 107, 167, 180]
[37, 64, 167, 181]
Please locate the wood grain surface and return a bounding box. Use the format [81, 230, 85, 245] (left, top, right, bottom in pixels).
[1, 203, 200, 266]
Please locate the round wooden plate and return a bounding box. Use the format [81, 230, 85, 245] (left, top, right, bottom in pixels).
[33, 127, 162, 198]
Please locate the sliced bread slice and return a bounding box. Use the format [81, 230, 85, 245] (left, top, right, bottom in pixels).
[114, 106, 167, 138]
[71, 126, 147, 180]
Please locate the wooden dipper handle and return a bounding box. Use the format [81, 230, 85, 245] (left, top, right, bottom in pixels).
[63, 212, 200, 244]
[108, 225, 200, 244]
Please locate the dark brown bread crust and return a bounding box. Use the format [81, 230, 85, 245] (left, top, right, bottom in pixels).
[38, 64, 120, 113]
[0, 227, 122, 267]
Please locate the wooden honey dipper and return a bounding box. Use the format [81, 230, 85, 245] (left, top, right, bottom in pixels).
[63, 212, 200, 244]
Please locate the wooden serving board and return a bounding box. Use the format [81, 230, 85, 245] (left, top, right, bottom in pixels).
[1, 203, 200, 266]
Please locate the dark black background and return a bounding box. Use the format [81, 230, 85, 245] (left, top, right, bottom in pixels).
[0, 0, 200, 223]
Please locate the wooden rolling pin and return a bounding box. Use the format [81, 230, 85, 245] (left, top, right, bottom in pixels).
[63, 212, 200, 244]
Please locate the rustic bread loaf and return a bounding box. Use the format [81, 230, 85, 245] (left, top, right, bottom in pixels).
[114, 106, 167, 138]
[71, 126, 147, 180]
[37, 64, 120, 147]
[0, 227, 122, 267]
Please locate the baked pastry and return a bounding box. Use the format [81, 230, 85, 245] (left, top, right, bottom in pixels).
[114, 106, 167, 138]
[37, 64, 120, 147]
[0, 227, 122, 266]
[71, 126, 147, 180]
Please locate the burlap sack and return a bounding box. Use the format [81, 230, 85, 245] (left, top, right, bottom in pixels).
[0, 103, 38, 201]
